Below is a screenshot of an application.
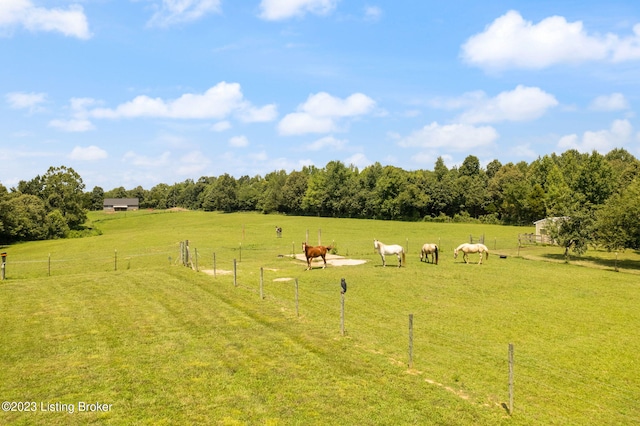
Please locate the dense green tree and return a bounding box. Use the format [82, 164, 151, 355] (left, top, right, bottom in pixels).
[280, 171, 308, 215]
[595, 178, 640, 250]
[41, 166, 87, 228]
[202, 174, 237, 212]
[546, 205, 596, 259]
[574, 151, 614, 205]
[2, 194, 49, 241]
[459, 155, 481, 177]
[89, 186, 105, 211]
[236, 175, 262, 212]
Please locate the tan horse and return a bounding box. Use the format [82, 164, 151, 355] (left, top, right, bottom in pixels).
[454, 243, 489, 264]
[420, 243, 439, 264]
[302, 242, 333, 270]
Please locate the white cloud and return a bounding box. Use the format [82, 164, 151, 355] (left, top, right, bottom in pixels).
[176, 151, 210, 175]
[147, 0, 221, 27]
[364, 6, 382, 22]
[611, 24, 640, 62]
[6, 91, 46, 111]
[89, 82, 273, 122]
[0, 0, 91, 39]
[558, 119, 633, 152]
[345, 152, 371, 169]
[237, 104, 278, 122]
[259, 0, 338, 21]
[278, 92, 376, 135]
[123, 151, 172, 167]
[69, 145, 107, 161]
[306, 135, 347, 151]
[457, 85, 558, 124]
[229, 135, 249, 148]
[461, 10, 629, 70]
[589, 93, 630, 111]
[211, 121, 231, 132]
[278, 113, 336, 135]
[49, 119, 94, 132]
[398, 122, 499, 151]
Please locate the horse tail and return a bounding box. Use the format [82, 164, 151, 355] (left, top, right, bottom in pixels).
[485, 249, 489, 260]
[402, 251, 406, 267]
[434, 246, 438, 265]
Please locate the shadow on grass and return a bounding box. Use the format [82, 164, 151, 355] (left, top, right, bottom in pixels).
[540, 252, 640, 271]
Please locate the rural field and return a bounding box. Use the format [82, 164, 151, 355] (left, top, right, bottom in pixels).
[1, 210, 639, 425]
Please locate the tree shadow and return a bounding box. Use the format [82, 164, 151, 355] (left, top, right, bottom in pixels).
[540, 252, 640, 271]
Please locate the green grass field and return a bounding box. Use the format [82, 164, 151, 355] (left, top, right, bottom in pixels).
[1, 210, 639, 425]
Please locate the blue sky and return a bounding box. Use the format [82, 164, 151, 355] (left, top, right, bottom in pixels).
[2, 0, 640, 190]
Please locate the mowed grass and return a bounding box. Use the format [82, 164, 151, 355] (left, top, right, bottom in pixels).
[1, 210, 639, 425]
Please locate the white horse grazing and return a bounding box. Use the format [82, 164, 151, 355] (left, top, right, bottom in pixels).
[374, 239, 405, 267]
[420, 243, 439, 265]
[454, 243, 489, 265]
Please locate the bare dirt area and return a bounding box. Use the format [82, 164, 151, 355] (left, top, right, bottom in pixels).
[294, 253, 367, 266]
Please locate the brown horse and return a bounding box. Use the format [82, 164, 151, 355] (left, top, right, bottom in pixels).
[302, 242, 333, 270]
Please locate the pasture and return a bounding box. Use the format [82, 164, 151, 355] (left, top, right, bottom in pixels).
[1, 210, 639, 425]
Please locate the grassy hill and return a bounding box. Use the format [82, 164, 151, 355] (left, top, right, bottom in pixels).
[1, 210, 638, 424]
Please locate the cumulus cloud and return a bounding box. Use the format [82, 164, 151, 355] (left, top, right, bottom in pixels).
[49, 119, 95, 132]
[69, 145, 107, 161]
[457, 85, 558, 124]
[558, 119, 633, 153]
[211, 121, 231, 132]
[147, 0, 221, 27]
[278, 92, 376, 135]
[175, 151, 210, 176]
[6, 91, 46, 111]
[123, 151, 172, 168]
[229, 135, 249, 147]
[589, 93, 630, 111]
[461, 10, 640, 70]
[0, 0, 91, 39]
[259, 0, 338, 21]
[398, 122, 499, 151]
[89, 82, 276, 123]
[305, 135, 347, 151]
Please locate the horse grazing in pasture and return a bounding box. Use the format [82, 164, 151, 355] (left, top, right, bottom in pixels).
[454, 243, 489, 265]
[420, 243, 439, 265]
[374, 239, 405, 267]
[302, 242, 333, 270]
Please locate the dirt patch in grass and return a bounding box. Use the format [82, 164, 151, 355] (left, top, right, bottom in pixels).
[201, 269, 232, 276]
[293, 253, 367, 266]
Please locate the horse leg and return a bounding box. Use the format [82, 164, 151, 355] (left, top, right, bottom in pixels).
[321, 254, 326, 269]
[478, 252, 483, 265]
[397, 254, 402, 267]
[464, 253, 469, 264]
[381, 254, 386, 267]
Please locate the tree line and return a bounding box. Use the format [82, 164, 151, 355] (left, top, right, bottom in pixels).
[2, 148, 640, 254]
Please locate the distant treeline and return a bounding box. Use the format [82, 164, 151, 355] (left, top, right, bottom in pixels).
[3, 148, 640, 252]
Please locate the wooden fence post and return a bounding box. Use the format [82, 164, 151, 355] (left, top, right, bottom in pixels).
[509, 343, 514, 415]
[340, 292, 345, 336]
[194, 248, 199, 272]
[295, 278, 299, 317]
[408, 314, 414, 369]
[233, 259, 237, 287]
[260, 267, 264, 300]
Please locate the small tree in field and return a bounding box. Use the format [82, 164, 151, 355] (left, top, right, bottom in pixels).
[546, 206, 595, 261]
